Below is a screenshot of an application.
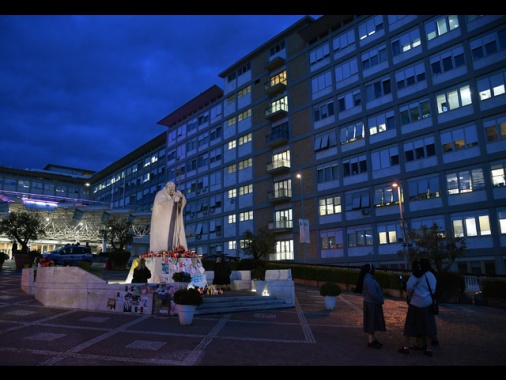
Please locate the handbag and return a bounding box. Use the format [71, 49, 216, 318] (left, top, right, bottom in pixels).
[425, 275, 439, 315]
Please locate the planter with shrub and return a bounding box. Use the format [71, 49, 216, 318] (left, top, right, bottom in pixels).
[319, 282, 342, 310]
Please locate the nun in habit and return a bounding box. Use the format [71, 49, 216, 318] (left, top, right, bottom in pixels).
[149, 181, 188, 253]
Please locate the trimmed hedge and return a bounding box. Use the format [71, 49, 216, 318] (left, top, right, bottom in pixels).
[200, 259, 506, 299]
[481, 278, 506, 298]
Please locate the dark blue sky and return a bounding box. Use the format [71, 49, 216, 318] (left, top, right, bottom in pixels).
[0, 15, 317, 172]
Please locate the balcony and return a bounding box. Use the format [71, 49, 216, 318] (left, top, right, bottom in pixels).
[267, 188, 292, 203]
[264, 78, 287, 96]
[268, 219, 293, 233]
[265, 103, 288, 122]
[266, 126, 289, 147]
[264, 56, 285, 72]
[266, 159, 290, 175]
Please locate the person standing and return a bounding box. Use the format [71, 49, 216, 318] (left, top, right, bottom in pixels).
[12, 240, 18, 258]
[398, 258, 438, 357]
[212, 257, 232, 290]
[132, 258, 152, 283]
[354, 263, 386, 349]
[149, 181, 187, 253]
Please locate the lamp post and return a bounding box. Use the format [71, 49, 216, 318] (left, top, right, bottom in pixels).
[297, 172, 306, 263]
[392, 182, 408, 269]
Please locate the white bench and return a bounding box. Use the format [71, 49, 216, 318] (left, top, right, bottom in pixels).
[230, 270, 251, 290]
[205, 270, 252, 291]
[264, 269, 295, 306]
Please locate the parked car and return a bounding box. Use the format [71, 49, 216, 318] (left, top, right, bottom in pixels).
[201, 253, 241, 262]
[42, 245, 93, 266]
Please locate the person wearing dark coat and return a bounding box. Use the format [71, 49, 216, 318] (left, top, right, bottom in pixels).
[212, 257, 232, 290]
[132, 258, 152, 283]
[355, 263, 386, 349]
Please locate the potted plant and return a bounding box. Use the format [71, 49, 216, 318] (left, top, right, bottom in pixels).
[173, 287, 204, 306]
[320, 282, 342, 310]
[251, 266, 267, 295]
[0, 211, 46, 271]
[173, 287, 204, 325]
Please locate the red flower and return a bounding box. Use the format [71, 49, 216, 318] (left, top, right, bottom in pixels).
[39, 258, 55, 267]
[175, 245, 186, 254]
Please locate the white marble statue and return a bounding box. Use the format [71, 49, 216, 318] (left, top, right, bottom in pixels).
[149, 181, 187, 253]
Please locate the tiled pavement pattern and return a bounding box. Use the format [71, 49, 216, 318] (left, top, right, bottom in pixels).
[0, 259, 505, 366]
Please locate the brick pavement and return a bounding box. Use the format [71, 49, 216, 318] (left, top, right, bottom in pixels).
[0, 258, 505, 366]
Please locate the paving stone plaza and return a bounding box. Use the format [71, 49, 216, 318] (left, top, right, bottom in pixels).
[0, 259, 505, 366]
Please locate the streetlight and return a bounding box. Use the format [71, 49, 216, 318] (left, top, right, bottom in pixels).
[297, 172, 306, 263]
[392, 182, 408, 269]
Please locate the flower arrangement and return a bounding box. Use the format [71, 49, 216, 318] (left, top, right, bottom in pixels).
[173, 287, 203, 306]
[139, 245, 198, 260]
[39, 257, 56, 267]
[172, 271, 192, 283]
[206, 286, 224, 295]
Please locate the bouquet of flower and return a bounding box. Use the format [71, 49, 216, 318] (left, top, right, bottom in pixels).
[139, 246, 198, 260]
[39, 257, 56, 267]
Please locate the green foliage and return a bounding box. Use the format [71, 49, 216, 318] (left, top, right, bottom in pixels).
[399, 223, 467, 273]
[481, 279, 506, 298]
[90, 271, 103, 279]
[240, 226, 276, 261]
[172, 271, 192, 282]
[375, 270, 404, 290]
[108, 250, 131, 268]
[435, 271, 466, 297]
[173, 287, 203, 305]
[29, 250, 41, 261]
[99, 216, 134, 251]
[251, 266, 266, 280]
[76, 261, 91, 271]
[0, 211, 46, 253]
[319, 282, 342, 296]
[236, 258, 261, 270]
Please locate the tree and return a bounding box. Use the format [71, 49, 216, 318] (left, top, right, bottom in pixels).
[241, 225, 277, 261]
[0, 211, 45, 254]
[99, 216, 134, 252]
[398, 223, 467, 273]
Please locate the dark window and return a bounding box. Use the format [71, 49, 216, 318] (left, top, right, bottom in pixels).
[454, 53, 465, 67]
[392, 40, 401, 56]
[431, 61, 442, 75]
[472, 46, 484, 60]
[485, 41, 498, 55]
[442, 56, 453, 71]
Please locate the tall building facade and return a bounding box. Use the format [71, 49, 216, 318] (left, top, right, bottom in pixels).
[157, 14, 506, 274]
